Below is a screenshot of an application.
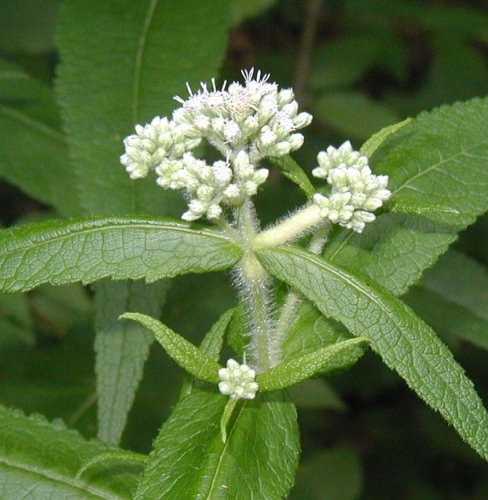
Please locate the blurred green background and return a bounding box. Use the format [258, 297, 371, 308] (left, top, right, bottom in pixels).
[1, 0, 487, 498]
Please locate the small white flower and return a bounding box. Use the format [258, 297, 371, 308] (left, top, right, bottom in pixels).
[312, 141, 392, 232]
[218, 359, 259, 400]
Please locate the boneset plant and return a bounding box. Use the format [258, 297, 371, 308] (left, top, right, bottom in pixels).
[1, 58, 488, 498]
[0, 3, 488, 496]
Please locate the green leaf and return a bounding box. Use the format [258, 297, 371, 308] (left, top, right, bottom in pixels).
[0, 405, 139, 499]
[56, 0, 232, 216]
[314, 91, 399, 142]
[405, 251, 488, 351]
[310, 29, 406, 90]
[360, 118, 411, 158]
[0, 1, 58, 54]
[0, 58, 80, 216]
[231, 0, 277, 25]
[257, 337, 368, 391]
[387, 198, 459, 218]
[324, 97, 488, 296]
[258, 246, 488, 461]
[121, 313, 222, 383]
[199, 308, 235, 362]
[77, 450, 148, 481]
[282, 300, 352, 361]
[0, 292, 33, 347]
[94, 280, 168, 445]
[134, 391, 299, 499]
[345, 0, 488, 39]
[268, 155, 316, 198]
[180, 308, 235, 398]
[0, 216, 242, 293]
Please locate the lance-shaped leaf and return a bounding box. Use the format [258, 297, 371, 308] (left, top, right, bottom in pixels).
[0, 58, 80, 216]
[94, 280, 168, 446]
[268, 155, 316, 198]
[56, 0, 232, 217]
[257, 337, 368, 392]
[324, 97, 488, 296]
[0, 405, 138, 499]
[180, 308, 235, 398]
[120, 313, 221, 383]
[258, 246, 488, 461]
[405, 250, 488, 351]
[134, 391, 299, 499]
[0, 216, 242, 293]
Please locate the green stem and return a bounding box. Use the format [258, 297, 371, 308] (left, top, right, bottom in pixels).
[235, 201, 273, 373]
[269, 222, 331, 367]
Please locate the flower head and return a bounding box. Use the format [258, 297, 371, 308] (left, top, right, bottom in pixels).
[121, 69, 312, 221]
[312, 141, 391, 233]
[218, 359, 259, 400]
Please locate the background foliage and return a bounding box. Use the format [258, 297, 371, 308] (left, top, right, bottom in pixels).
[0, 0, 487, 498]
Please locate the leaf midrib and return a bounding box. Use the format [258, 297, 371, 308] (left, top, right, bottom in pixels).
[0, 219, 236, 257]
[0, 456, 122, 499]
[0, 103, 65, 142]
[391, 140, 488, 195]
[203, 401, 248, 499]
[265, 246, 488, 447]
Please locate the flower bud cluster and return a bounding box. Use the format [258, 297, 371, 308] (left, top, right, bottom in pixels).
[121, 69, 312, 221]
[120, 117, 201, 180]
[173, 69, 312, 163]
[312, 141, 391, 233]
[218, 359, 259, 400]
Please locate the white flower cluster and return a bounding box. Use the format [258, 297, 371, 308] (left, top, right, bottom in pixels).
[312, 141, 391, 233]
[218, 359, 259, 400]
[121, 69, 312, 221]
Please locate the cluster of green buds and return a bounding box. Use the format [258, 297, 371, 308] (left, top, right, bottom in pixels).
[121, 69, 311, 221]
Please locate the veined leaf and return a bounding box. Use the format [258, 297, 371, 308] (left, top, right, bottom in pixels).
[257, 337, 368, 392]
[258, 246, 488, 461]
[56, 0, 232, 216]
[0, 405, 138, 499]
[0, 58, 80, 216]
[405, 250, 488, 351]
[134, 391, 299, 499]
[94, 280, 168, 446]
[360, 117, 411, 158]
[268, 155, 316, 198]
[120, 313, 222, 383]
[0, 216, 242, 293]
[324, 97, 488, 296]
[180, 308, 235, 398]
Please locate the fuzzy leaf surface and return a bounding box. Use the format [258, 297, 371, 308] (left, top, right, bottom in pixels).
[0, 216, 242, 293]
[324, 97, 488, 296]
[56, 0, 231, 216]
[258, 246, 488, 461]
[0, 405, 138, 499]
[257, 337, 368, 391]
[134, 391, 299, 499]
[121, 313, 222, 383]
[94, 280, 168, 445]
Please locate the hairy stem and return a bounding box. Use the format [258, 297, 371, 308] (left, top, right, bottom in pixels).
[253, 204, 322, 249]
[235, 201, 274, 372]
